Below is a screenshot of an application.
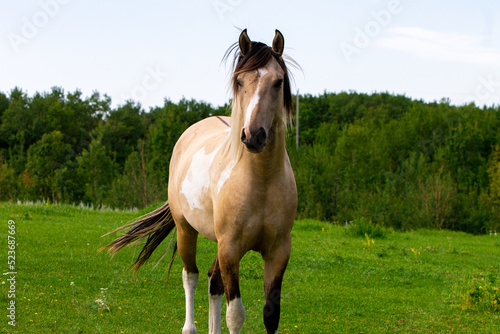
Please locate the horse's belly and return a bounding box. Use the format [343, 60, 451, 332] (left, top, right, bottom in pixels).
[183, 206, 217, 242]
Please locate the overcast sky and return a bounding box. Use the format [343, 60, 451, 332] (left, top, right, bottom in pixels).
[1, 0, 500, 110]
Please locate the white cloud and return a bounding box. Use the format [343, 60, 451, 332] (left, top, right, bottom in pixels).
[374, 26, 500, 67]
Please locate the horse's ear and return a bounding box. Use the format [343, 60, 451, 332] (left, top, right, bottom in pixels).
[239, 29, 252, 56]
[272, 29, 284, 56]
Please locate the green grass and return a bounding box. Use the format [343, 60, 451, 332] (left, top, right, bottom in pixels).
[0, 203, 499, 333]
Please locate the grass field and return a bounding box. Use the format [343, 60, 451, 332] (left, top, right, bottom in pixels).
[0, 202, 499, 333]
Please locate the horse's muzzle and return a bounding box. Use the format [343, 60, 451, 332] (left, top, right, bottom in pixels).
[241, 127, 267, 153]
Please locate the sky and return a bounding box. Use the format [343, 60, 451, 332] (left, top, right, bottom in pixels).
[1, 0, 500, 110]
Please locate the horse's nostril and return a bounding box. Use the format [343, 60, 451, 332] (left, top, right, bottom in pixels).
[256, 127, 267, 146]
[240, 128, 247, 143]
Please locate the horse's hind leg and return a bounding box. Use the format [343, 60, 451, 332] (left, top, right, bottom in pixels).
[176, 218, 199, 334]
[208, 256, 223, 334]
[262, 239, 291, 334]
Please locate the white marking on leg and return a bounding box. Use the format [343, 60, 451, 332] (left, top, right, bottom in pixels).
[243, 68, 269, 129]
[208, 280, 223, 334]
[226, 297, 245, 334]
[181, 146, 220, 210]
[182, 269, 198, 334]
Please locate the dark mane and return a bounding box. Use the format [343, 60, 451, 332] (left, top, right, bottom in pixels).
[224, 41, 294, 117]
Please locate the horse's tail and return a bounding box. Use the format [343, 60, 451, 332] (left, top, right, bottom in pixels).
[100, 201, 177, 275]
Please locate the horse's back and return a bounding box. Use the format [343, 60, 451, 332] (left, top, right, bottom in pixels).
[168, 116, 231, 241]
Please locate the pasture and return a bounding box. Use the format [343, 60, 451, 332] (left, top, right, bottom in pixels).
[1, 202, 499, 333]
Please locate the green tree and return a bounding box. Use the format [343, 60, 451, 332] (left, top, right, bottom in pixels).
[26, 131, 73, 202]
[76, 139, 118, 206]
[0, 92, 9, 121]
[108, 140, 163, 209]
[484, 145, 500, 232]
[438, 121, 489, 193]
[0, 154, 17, 201]
[93, 101, 146, 168]
[0, 88, 32, 154]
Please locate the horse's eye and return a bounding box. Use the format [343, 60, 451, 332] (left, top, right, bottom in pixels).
[274, 79, 284, 88]
[236, 79, 243, 87]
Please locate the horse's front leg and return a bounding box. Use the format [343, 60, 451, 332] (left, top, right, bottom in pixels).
[218, 244, 245, 334]
[262, 238, 291, 334]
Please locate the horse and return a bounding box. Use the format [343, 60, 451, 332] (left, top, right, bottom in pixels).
[101, 29, 298, 334]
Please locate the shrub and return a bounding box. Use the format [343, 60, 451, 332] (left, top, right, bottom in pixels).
[451, 271, 500, 312]
[344, 217, 390, 238]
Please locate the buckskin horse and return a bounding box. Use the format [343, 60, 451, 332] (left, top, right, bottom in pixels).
[102, 29, 298, 334]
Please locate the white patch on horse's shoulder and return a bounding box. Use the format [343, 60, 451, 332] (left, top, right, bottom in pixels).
[217, 161, 235, 194]
[181, 146, 220, 210]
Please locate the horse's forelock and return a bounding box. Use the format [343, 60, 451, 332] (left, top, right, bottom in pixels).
[224, 42, 294, 118]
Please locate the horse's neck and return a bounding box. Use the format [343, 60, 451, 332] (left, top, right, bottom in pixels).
[241, 123, 287, 180]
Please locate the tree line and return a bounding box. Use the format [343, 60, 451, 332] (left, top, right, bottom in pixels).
[0, 87, 499, 234]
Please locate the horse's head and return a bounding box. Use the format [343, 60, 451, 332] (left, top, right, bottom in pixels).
[231, 29, 293, 153]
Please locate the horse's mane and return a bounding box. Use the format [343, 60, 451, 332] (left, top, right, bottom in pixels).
[222, 39, 295, 162]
